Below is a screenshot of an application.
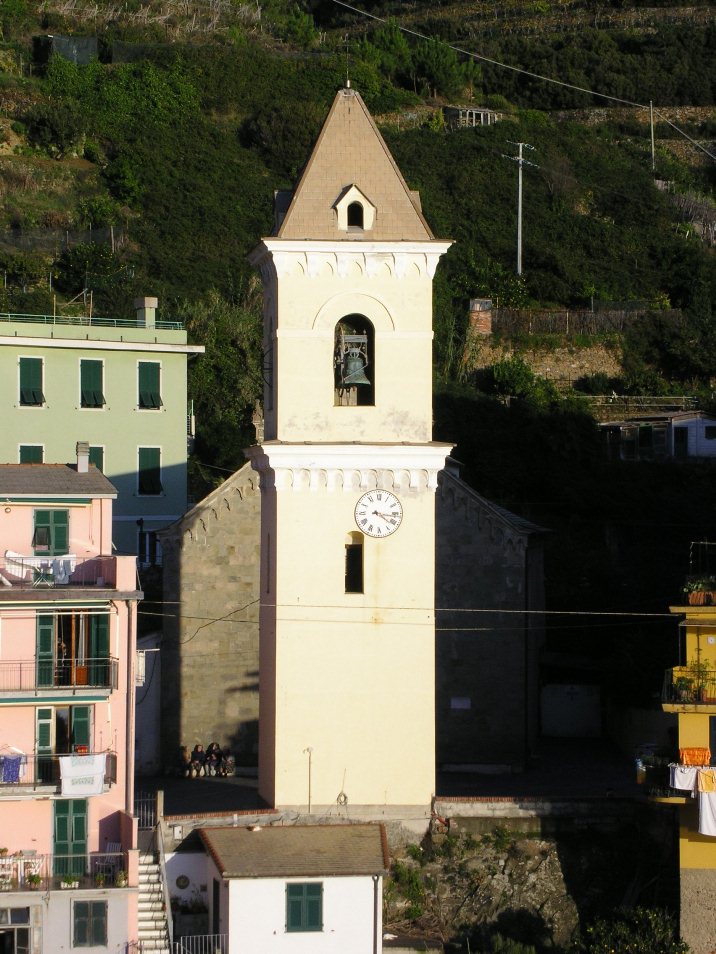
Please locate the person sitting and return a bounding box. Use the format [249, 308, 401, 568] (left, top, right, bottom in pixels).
[206, 742, 223, 776]
[179, 746, 192, 778]
[190, 744, 206, 777]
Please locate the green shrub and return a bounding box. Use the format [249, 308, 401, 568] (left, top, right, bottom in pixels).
[573, 907, 688, 954]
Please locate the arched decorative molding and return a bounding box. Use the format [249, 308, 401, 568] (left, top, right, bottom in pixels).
[313, 292, 395, 333]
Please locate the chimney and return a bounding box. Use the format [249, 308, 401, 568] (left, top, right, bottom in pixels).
[134, 296, 158, 329]
[468, 298, 493, 336]
[76, 441, 90, 474]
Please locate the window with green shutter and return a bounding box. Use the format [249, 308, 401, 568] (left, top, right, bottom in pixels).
[20, 445, 43, 463]
[286, 883, 323, 932]
[33, 510, 69, 555]
[19, 357, 44, 406]
[138, 448, 162, 495]
[80, 360, 105, 408]
[138, 362, 162, 408]
[73, 900, 107, 946]
[89, 446, 104, 472]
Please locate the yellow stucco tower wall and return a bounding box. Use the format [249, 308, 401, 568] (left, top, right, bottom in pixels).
[249, 85, 452, 809]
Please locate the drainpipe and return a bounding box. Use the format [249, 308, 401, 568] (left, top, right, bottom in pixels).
[372, 875, 379, 954]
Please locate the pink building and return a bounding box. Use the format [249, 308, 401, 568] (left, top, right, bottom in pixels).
[0, 443, 141, 953]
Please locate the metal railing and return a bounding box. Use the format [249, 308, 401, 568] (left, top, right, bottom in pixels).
[663, 667, 716, 705]
[174, 936, 227, 954]
[0, 312, 182, 330]
[157, 826, 174, 950]
[0, 850, 127, 891]
[133, 792, 157, 830]
[0, 554, 117, 589]
[0, 751, 117, 789]
[0, 658, 118, 692]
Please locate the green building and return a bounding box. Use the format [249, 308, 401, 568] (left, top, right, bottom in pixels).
[0, 297, 203, 559]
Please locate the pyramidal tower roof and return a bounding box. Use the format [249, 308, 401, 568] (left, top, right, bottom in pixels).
[275, 85, 435, 242]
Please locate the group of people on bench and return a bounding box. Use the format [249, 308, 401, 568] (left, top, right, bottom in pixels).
[180, 742, 232, 778]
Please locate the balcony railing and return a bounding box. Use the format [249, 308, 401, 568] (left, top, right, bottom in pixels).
[0, 311, 182, 330]
[174, 935, 228, 954]
[0, 658, 118, 692]
[0, 850, 127, 892]
[663, 667, 716, 705]
[0, 751, 117, 789]
[0, 555, 117, 589]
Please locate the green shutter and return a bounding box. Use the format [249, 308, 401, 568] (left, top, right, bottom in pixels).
[138, 362, 162, 408]
[305, 883, 322, 930]
[33, 510, 69, 556]
[138, 447, 162, 495]
[80, 360, 104, 408]
[88, 616, 109, 685]
[36, 615, 55, 687]
[19, 357, 44, 405]
[73, 901, 89, 945]
[20, 445, 43, 464]
[287, 883, 322, 932]
[54, 799, 87, 876]
[90, 902, 107, 945]
[88, 446, 104, 472]
[71, 706, 90, 750]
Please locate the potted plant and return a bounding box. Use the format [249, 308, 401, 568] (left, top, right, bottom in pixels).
[674, 675, 695, 702]
[94, 872, 106, 887]
[688, 658, 712, 701]
[61, 874, 79, 889]
[26, 873, 42, 890]
[0, 848, 8, 857]
[114, 870, 127, 888]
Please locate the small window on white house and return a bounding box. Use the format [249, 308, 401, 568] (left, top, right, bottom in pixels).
[450, 697, 471, 710]
[705, 426, 716, 440]
[335, 185, 375, 231]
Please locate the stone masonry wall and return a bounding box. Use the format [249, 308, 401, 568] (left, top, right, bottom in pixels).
[680, 867, 716, 954]
[160, 463, 261, 766]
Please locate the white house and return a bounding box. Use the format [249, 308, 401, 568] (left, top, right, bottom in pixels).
[197, 823, 388, 953]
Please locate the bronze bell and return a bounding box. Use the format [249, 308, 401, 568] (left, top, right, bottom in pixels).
[343, 350, 371, 386]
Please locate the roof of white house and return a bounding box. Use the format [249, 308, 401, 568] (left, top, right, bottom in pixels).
[0, 463, 117, 498]
[199, 823, 389, 879]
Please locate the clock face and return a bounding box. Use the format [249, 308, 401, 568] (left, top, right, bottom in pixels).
[354, 491, 403, 538]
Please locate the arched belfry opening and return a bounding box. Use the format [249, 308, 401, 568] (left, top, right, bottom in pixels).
[347, 201, 364, 229]
[334, 315, 374, 406]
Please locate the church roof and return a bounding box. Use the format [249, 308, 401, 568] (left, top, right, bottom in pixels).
[276, 85, 435, 242]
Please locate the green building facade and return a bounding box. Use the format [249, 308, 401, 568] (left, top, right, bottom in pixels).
[0, 297, 203, 558]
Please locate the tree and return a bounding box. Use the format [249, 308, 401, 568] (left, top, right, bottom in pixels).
[413, 38, 464, 100]
[177, 289, 263, 492]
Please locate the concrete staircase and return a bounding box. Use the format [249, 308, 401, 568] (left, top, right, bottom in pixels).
[138, 851, 171, 954]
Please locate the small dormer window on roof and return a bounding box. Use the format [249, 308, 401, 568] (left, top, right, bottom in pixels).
[335, 185, 375, 232]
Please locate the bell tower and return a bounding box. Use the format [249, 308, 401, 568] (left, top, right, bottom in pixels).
[249, 85, 452, 810]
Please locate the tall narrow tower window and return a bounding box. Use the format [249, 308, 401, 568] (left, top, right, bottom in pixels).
[334, 315, 374, 407]
[345, 533, 364, 594]
[347, 202, 364, 228]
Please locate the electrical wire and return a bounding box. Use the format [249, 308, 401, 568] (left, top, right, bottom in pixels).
[331, 0, 716, 162]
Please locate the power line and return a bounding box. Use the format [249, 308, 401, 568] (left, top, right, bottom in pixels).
[331, 0, 716, 163]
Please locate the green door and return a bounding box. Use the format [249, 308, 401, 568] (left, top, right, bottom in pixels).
[36, 615, 55, 687]
[54, 799, 87, 876]
[36, 707, 54, 783]
[88, 616, 109, 686]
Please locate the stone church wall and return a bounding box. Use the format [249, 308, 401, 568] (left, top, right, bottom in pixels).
[159, 463, 261, 767]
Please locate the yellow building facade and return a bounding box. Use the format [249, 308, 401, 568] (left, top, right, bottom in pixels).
[663, 601, 716, 954]
[248, 85, 452, 809]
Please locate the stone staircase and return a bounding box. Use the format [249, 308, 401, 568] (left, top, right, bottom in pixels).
[138, 851, 171, 954]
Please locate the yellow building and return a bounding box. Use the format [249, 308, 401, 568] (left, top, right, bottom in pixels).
[247, 84, 453, 810]
[662, 587, 716, 954]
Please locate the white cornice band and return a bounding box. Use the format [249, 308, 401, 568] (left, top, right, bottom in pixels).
[247, 442, 453, 492]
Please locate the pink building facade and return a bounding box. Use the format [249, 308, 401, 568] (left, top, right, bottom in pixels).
[0, 444, 140, 952]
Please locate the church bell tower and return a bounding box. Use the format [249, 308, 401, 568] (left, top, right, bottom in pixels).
[249, 85, 452, 810]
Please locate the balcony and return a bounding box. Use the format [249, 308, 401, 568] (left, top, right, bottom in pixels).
[662, 666, 716, 710]
[0, 751, 117, 791]
[0, 658, 118, 694]
[0, 554, 138, 595]
[0, 311, 182, 331]
[0, 850, 128, 892]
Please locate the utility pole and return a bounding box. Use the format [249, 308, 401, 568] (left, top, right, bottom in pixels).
[502, 141, 538, 275]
